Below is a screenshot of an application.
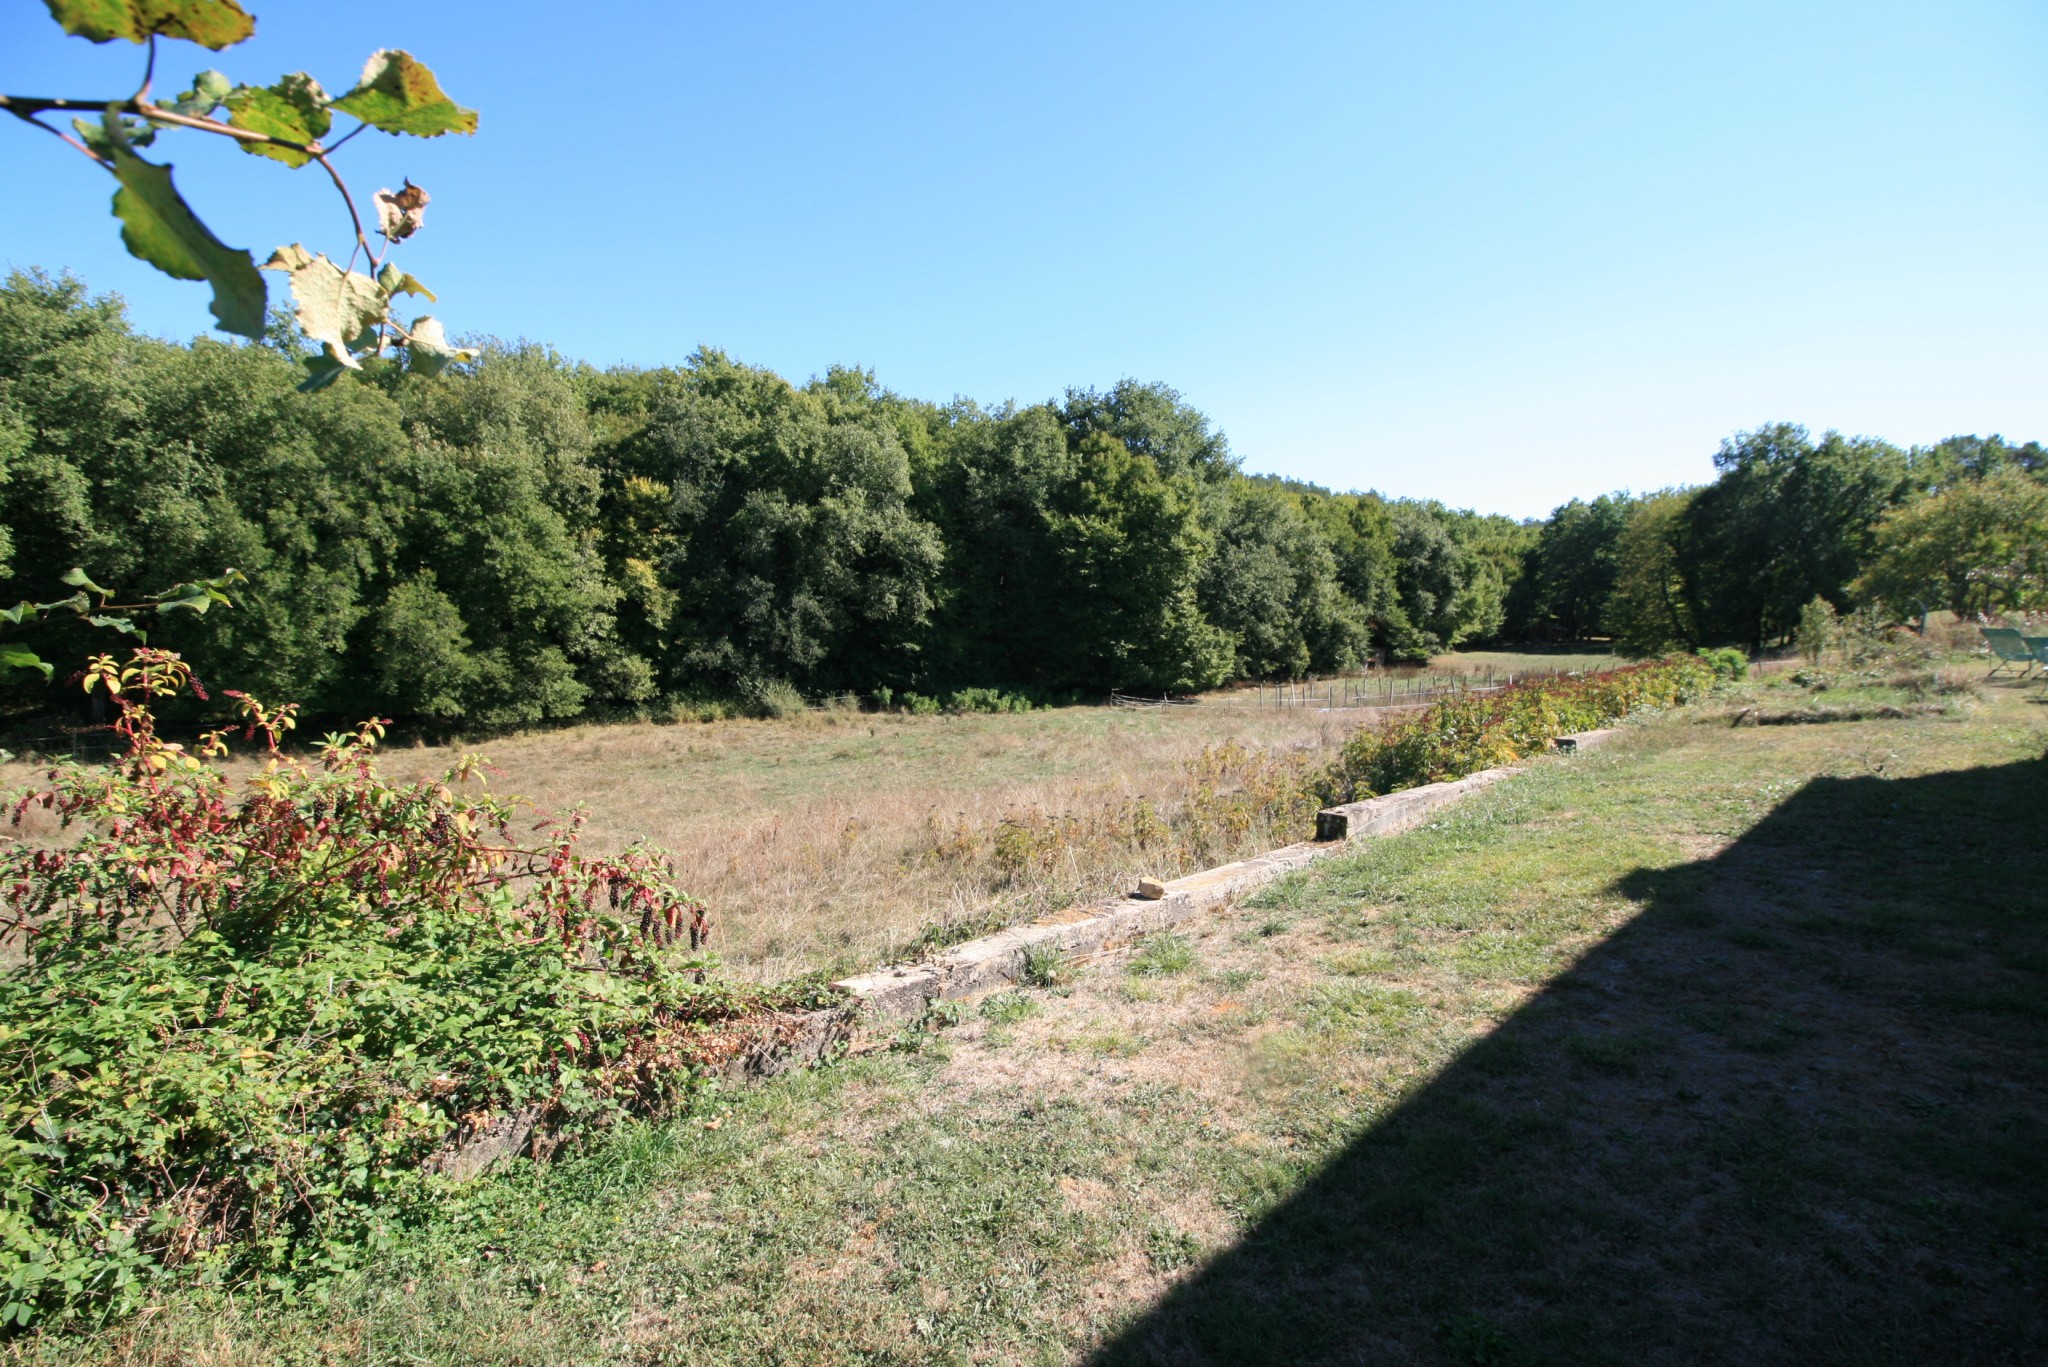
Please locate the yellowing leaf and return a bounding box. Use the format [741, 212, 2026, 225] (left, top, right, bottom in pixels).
[377, 260, 436, 302]
[43, 0, 255, 50]
[107, 135, 266, 338]
[224, 73, 331, 167]
[333, 50, 477, 138]
[262, 244, 385, 369]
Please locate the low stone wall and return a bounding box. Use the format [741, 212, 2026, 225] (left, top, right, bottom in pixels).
[437, 726, 1623, 1176]
[837, 727, 1622, 1021]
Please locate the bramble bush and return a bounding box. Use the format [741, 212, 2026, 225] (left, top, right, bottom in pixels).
[1325, 656, 1714, 801]
[0, 649, 821, 1330]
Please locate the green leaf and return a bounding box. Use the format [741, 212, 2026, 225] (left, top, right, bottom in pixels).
[43, 0, 255, 50]
[331, 50, 477, 138]
[74, 113, 156, 154]
[262, 244, 385, 369]
[60, 568, 110, 596]
[149, 579, 234, 614]
[298, 350, 348, 393]
[376, 261, 436, 302]
[106, 133, 267, 339]
[0, 647, 53, 681]
[402, 316, 472, 378]
[86, 614, 142, 635]
[224, 74, 331, 167]
[170, 68, 232, 114]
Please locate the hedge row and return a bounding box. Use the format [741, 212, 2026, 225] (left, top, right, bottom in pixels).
[1326, 656, 1717, 801]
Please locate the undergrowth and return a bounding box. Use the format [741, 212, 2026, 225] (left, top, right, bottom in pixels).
[0, 651, 824, 1331]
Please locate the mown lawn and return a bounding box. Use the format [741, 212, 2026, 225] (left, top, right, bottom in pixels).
[23, 674, 2047, 1366]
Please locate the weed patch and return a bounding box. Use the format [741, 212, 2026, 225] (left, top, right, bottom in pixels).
[1128, 932, 1197, 978]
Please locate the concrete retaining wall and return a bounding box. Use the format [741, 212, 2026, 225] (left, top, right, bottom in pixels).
[437, 725, 1625, 1175]
[837, 726, 1623, 1021]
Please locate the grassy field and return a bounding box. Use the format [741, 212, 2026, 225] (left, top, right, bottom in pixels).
[368, 701, 1358, 982]
[32, 664, 2045, 1365]
[0, 647, 1616, 984]
[365, 646, 1616, 981]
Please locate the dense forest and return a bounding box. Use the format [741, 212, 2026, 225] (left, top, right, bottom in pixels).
[2, 269, 2043, 727]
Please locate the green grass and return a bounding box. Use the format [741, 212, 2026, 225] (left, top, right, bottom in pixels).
[1127, 931, 1198, 978]
[22, 673, 2048, 1366]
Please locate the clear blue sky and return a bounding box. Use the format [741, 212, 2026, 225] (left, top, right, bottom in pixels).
[3, 1, 2043, 518]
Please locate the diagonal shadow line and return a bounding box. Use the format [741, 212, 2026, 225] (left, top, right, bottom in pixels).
[1087, 756, 2048, 1367]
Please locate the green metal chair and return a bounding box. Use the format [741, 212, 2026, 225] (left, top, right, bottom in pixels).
[1983, 627, 2036, 678]
[2028, 637, 2048, 681]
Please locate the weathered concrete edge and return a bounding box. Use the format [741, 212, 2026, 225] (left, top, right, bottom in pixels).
[437, 725, 1627, 1174]
[837, 727, 1624, 1022]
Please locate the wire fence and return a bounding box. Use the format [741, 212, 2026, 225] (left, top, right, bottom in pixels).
[1221, 663, 1608, 713]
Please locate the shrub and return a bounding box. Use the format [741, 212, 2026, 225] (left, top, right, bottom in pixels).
[1325, 656, 1713, 801]
[944, 687, 1036, 714]
[1698, 647, 1749, 681]
[0, 650, 821, 1329]
[741, 678, 809, 719]
[1797, 596, 1838, 664]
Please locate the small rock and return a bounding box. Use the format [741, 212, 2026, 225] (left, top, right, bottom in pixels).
[1136, 877, 1168, 900]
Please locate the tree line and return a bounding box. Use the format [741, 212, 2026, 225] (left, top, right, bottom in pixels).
[2, 270, 2042, 727]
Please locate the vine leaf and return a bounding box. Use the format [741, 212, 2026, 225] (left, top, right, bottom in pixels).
[107, 135, 266, 338]
[404, 316, 472, 378]
[60, 568, 110, 595]
[0, 646, 52, 681]
[169, 68, 233, 115]
[224, 74, 331, 167]
[262, 244, 384, 371]
[298, 350, 348, 392]
[43, 0, 255, 50]
[377, 261, 436, 302]
[74, 113, 157, 153]
[333, 51, 477, 137]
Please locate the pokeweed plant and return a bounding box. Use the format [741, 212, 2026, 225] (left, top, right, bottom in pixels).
[1, 1, 478, 389]
[0, 645, 816, 1330]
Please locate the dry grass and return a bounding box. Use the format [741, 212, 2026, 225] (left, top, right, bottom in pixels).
[359, 702, 1372, 982]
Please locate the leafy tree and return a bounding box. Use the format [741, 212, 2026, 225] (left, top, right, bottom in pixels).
[1606, 489, 1699, 656]
[1678, 424, 1908, 649]
[1044, 434, 1233, 691]
[912, 399, 1079, 688]
[1199, 481, 1368, 678]
[1059, 380, 1237, 485]
[1291, 489, 1403, 636]
[1909, 434, 2047, 487]
[600, 351, 942, 696]
[0, 269, 408, 707]
[1855, 468, 2048, 619]
[1523, 493, 1633, 639]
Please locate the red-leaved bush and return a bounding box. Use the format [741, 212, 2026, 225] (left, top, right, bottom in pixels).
[0, 649, 825, 1329]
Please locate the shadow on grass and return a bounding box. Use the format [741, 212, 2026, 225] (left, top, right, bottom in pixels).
[1092, 755, 2048, 1366]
